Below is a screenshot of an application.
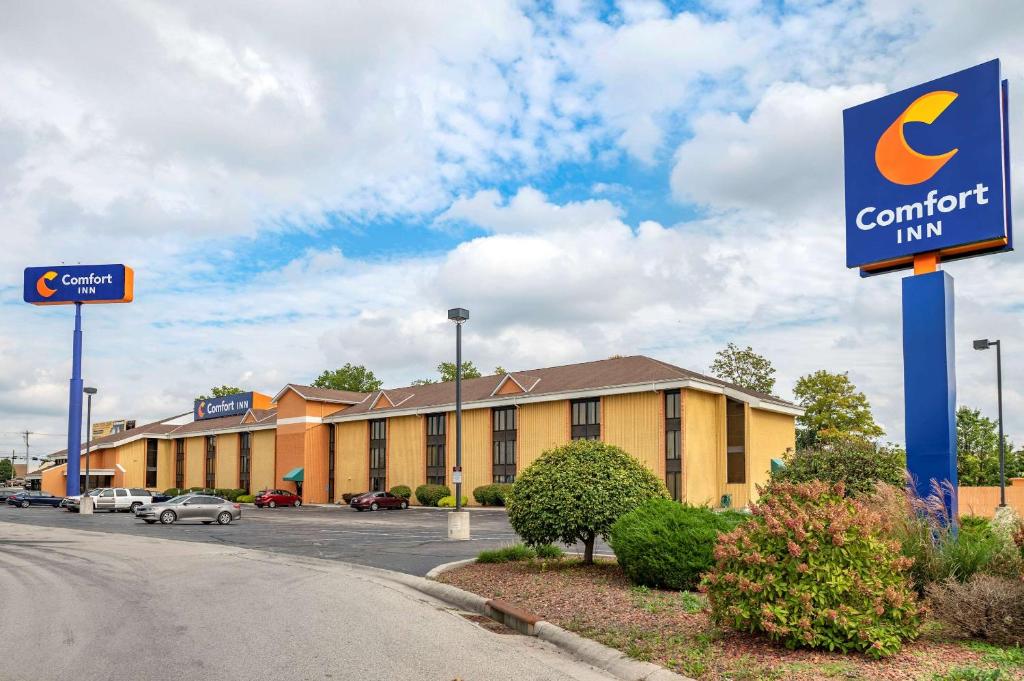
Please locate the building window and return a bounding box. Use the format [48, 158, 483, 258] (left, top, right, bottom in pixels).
[239, 432, 251, 493]
[571, 398, 601, 440]
[327, 426, 335, 503]
[664, 390, 681, 501]
[145, 438, 158, 488]
[175, 439, 184, 489]
[492, 407, 517, 483]
[369, 419, 386, 492]
[205, 435, 216, 489]
[426, 413, 446, 485]
[726, 399, 746, 484]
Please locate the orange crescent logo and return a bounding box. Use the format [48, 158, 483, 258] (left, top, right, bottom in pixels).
[198, 401, 205, 418]
[36, 271, 58, 298]
[875, 90, 959, 185]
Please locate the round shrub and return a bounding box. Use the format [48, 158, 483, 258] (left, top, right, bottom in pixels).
[704, 481, 921, 658]
[236, 495, 255, 504]
[389, 485, 412, 500]
[489, 483, 513, 506]
[438, 495, 470, 508]
[163, 488, 182, 496]
[507, 440, 669, 563]
[610, 500, 747, 591]
[415, 484, 451, 507]
[473, 485, 492, 505]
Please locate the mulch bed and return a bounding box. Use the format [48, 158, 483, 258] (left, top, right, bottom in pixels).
[438, 558, 1023, 680]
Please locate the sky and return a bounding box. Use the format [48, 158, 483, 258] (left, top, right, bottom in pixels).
[1, 0, 1022, 461]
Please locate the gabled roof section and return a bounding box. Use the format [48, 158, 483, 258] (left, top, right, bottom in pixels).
[166, 408, 277, 436]
[370, 390, 415, 410]
[490, 373, 541, 397]
[272, 383, 370, 405]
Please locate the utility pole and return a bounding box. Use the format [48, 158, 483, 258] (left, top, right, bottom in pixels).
[22, 430, 30, 474]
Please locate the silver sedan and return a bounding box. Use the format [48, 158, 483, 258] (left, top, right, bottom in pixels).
[136, 494, 241, 525]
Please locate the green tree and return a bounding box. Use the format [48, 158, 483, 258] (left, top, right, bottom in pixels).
[312, 363, 382, 393]
[710, 343, 777, 395]
[769, 433, 906, 496]
[507, 440, 669, 563]
[414, 361, 482, 385]
[494, 366, 508, 375]
[196, 385, 244, 401]
[957, 406, 1018, 485]
[793, 370, 884, 449]
[0, 458, 14, 482]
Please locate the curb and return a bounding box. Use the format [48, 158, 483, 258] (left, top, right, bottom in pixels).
[419, 560, 693, 681]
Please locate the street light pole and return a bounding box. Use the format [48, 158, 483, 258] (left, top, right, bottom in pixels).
[973, 338, 1006, 507]
[447, 307, 470, 540]
[84, 387, 97, 496]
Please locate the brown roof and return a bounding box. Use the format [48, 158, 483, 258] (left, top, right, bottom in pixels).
[275, 384, 370, 404]
[331, 355, 797, 418]
[47, 417, 184, 458]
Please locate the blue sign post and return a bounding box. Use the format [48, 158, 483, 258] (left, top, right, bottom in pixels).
[24, 264, 134, 495]
[844, 60, 1012, 511]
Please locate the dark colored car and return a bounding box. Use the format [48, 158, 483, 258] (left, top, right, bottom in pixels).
[0, 488, 26, 502]
[349, 491, 408, 511]
[253, 489, 302, 508]
[7, 491, 63, 508]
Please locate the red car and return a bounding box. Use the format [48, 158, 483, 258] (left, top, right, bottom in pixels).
[349, 491, 408, 511]
[254, 489, 302, 508]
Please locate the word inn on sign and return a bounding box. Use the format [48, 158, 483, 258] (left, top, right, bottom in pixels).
[854, 183, 992, 245]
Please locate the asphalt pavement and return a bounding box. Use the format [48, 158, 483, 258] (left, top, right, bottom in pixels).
[0, 521, 620, 681]
[0, 503, 610, 575]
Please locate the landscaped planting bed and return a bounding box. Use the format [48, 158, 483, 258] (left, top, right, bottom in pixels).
[438, 558, 1024, 681]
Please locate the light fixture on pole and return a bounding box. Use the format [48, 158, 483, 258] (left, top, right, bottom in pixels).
[82, 386, 97, 515]
[973, 338, 1005, 507]
[447, 307, 470, 540]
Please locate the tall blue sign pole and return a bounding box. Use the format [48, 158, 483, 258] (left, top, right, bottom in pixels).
[844, 60, 1012, 510]
[66, 302, 84, 495]
[23, 264, 134, 495]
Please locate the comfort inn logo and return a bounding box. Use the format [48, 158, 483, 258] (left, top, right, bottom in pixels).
[197, 401, 206, 419]
[35, 271, 58, 298]
[875, 90, 959, 185]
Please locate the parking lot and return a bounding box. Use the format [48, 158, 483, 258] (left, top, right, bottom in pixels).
[0, 503, 606, 575]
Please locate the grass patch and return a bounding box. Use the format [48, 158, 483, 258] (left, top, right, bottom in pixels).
[778, 661, 861, 679]
[629, 585, 706, 615]
[725, 654, 784, 681]
[476, 544, 535, 563]
[535, 543, 564, 559]
[961, 641, 1024, 667]
[932, 667, 1005, 681]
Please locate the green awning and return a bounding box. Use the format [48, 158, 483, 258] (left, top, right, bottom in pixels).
[283, 467, 304, 482]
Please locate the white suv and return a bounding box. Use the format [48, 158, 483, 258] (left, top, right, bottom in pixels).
[93, 488, 154, 513]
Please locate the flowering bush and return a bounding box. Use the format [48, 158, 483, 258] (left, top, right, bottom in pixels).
[703, 481, 922, 658]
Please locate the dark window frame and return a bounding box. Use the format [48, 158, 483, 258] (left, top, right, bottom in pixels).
[239, 432, 251, 494]
[145, 438, 158, 488]
[174, 439, 185, 489]
[492, 406, 517, 483]
[426, 413, 446, 486]
[205, 435, 216, 489]
[369, 419, 386, 492]
[327, 426, 335, 503]
[664, 390, 682, 501]
[726, 399, 746, 484]
[570, 398, 601, 440]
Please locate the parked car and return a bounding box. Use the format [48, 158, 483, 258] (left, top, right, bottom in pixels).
[62, 488, 104, 511]
[253, 489, 301, 508]
[349, 491, 408, 511]
[0, 488, 26, 503]
[90, 487, 156, 513]
[135, 494, 241, 525]
[7, 491, 63, 508]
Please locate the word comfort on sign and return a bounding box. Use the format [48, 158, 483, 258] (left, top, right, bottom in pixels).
[843, 60, 1011, 275]
[23, 264, 134, 305]
[194, 392, 254, 421]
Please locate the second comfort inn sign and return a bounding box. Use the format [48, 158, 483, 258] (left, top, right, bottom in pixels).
[843, 59, 1012, 275]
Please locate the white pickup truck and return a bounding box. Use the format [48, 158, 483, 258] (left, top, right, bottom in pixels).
[87, 488, 155, 513]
